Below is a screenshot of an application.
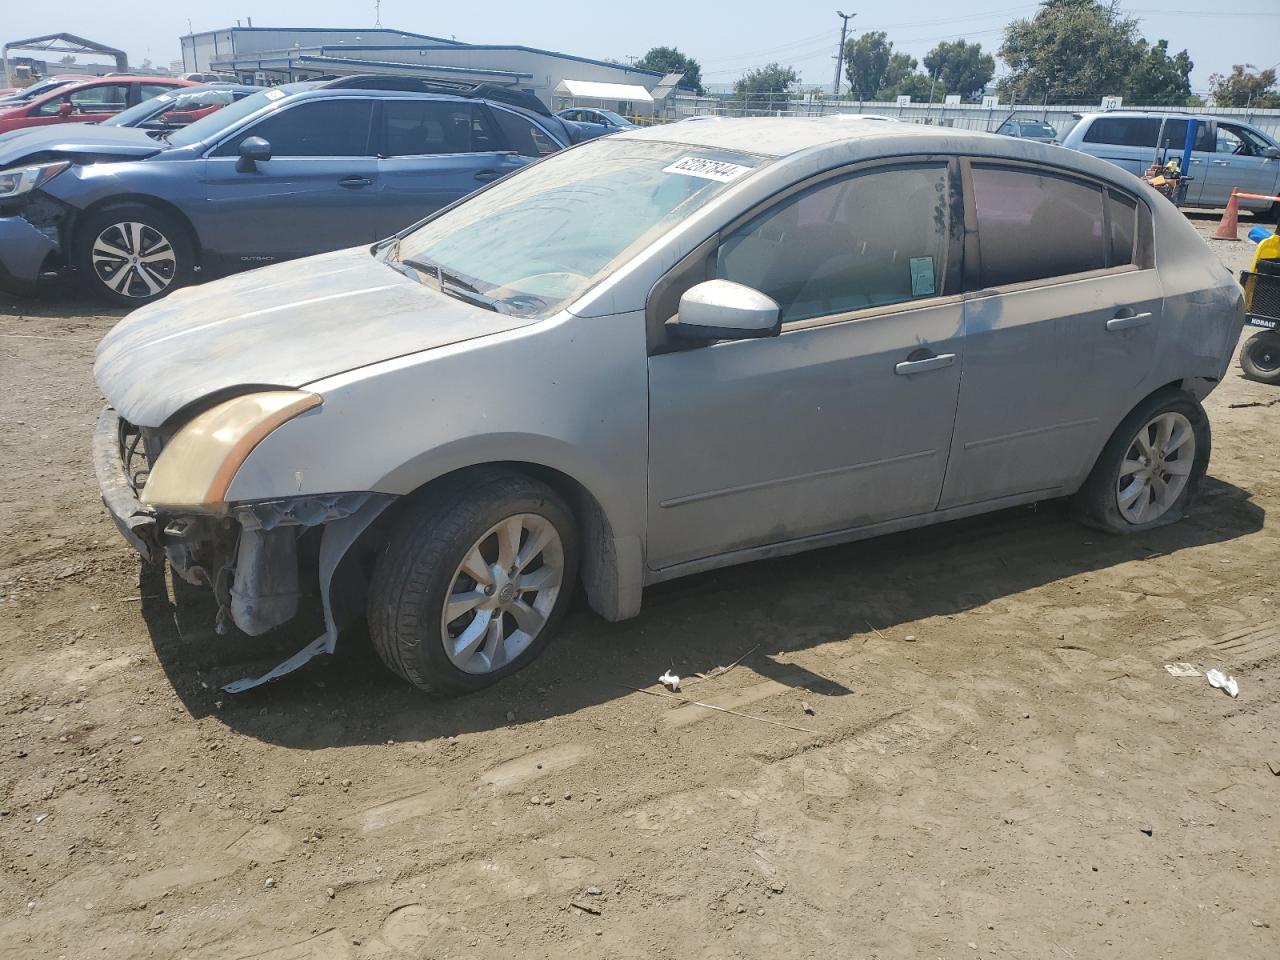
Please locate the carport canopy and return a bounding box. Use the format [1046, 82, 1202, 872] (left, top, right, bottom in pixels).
[2, 33, 128, 84]
[554, 79, 654, 103]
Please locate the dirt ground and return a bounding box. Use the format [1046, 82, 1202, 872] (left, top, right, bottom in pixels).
[1, 215, 1277, 960]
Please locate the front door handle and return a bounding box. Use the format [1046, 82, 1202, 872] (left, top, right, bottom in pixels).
[1210, 159, 1230, 166]
[1106, 311, 1154, 331]
[339, 176, 373, 189]
[895, 351, 956, 375]
[474, 169, 500, 182]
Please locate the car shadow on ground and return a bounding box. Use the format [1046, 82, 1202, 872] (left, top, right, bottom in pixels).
[135, 473, 1266, 749]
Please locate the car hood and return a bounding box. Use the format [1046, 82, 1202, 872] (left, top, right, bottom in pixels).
[95, 247, 539, 428]
[0, 124, 163, 166]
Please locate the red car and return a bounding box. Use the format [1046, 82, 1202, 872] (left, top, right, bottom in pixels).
[0, 76, 194, 135]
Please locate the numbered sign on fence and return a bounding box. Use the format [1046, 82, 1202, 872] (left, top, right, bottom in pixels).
[944, 94, 961, 106]
[896, 95, 911, 107]
[981, 95, 998, 110]
[1101, 95, 1123, 110]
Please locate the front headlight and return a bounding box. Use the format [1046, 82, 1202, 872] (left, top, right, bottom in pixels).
[141, 391, 321, 510]
[0, 160, 70, 200]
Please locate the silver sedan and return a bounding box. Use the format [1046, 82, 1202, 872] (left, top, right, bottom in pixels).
[92, 117, 1244, 695]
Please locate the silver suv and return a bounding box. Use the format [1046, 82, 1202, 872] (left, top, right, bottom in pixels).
[93, 120, 1245, 695]
[1060, 111, 1280, 218]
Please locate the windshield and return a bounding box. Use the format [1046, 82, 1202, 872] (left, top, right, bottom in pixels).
[103, 93, 172, 127]
[2, 77, 73, 103]
[393, 139, 765, 316]
[598, 110, 630, 125]
[165, 88, 275, 147]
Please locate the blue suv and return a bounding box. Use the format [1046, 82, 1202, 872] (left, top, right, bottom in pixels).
[0, 76, 601, 303]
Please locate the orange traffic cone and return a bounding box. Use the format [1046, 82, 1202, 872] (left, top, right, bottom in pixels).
[1214, 188, 1241, 240]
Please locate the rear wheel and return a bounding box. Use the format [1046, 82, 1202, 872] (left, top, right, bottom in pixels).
[1241, 330, 1280, 385]
[367, 473, 579, 696]
[73, 203, 194, 306]
[1073, 391, 1210, 534]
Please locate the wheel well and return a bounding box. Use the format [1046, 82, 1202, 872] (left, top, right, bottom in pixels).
[72, 194, 202, 264]
[327, 462, 622, 636]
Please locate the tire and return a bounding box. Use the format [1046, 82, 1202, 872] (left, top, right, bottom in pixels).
[73, 203, 195, 306]
[367, 472, 579, 696]
[1073, 390, 1210, 534]
[1241, 330, 1280, 385]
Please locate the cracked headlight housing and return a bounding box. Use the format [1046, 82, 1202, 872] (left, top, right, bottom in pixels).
[142, 391, 322, 510]
[0, 161, 70, 200]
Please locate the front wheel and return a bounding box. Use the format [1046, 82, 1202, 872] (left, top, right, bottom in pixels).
[367, 473, 579, 696]
[1241, 330, 1280, 385]
[73, 204, 194, 305]
[1073, 391, 1210, 534]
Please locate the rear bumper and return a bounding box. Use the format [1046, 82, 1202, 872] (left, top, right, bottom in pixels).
[91, 405, 158, 562]
[0, 214, 57, 295]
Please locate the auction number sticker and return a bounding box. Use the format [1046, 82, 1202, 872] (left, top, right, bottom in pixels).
[662, 156, 752, 182]
[264, 88, 286, 101]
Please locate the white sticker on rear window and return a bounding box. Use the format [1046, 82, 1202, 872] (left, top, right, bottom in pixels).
[264, 88, 286, 101]
[662, 156, 752, 182]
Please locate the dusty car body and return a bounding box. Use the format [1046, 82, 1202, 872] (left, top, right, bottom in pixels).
[93, 117, 1244, 695]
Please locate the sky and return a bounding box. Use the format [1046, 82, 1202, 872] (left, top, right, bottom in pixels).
[5, 1, 1278, 94]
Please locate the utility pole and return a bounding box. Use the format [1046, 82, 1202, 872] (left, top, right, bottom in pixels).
[833, 10, 855, 97]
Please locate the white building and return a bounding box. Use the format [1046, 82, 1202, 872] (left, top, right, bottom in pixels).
[179, 26, 678, 112]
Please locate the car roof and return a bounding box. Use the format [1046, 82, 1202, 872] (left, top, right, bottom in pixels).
[614, 116, 1020, 159]
[615, 116, 1147, 185]
[1078, 110, 1214, 121]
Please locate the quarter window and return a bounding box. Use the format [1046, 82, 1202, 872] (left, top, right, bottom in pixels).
[1082, 117, 1161, 148]
[717, 164, 952, 323]
[381, 100, 500, 156]
[971, 166, 1107, 287]
[213, 100, 374, 157]
[490, 109, 561, 158]
[1108, 190, 1138, 267]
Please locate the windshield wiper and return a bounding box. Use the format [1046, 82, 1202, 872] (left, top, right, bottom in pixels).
[401, 257, 506, 313]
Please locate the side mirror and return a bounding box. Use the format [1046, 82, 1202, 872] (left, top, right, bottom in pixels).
[57, 101, 74, 117]
[670, 279, 781, 342]
[1264, 146, 1280, 160]
[236, 136, 271, 172]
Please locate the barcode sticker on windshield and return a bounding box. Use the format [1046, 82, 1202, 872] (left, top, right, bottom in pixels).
[662, 157, 752, 182]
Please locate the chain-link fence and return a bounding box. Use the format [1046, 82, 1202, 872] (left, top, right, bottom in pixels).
[668, 94, 1280, 139]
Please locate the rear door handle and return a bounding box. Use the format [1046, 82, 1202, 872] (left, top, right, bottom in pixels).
[339, 176, 373, 189]
[1210, 159, 1230, 166]
[1106, 311, 1153, 331]
[474, 169, 500, 182]
[895, 352, 956, 375]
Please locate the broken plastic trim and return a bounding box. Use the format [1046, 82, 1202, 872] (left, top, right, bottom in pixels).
[222, 493, 396, 693]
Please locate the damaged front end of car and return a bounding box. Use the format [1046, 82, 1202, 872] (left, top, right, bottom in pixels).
[91, 402, 395, 690]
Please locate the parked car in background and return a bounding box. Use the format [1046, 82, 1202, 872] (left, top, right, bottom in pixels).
[92, 119, 1242, 695]
[0, 76, 193, 135]
[98, 83, 260, 131]
[995, 115, 1058, 143]
[1061, 111, 1280, 218]
[0, 76, 602, 303]
[179, 71, 238, 84]
[556, 106, 635, 129]
[0, 75, 82, 105]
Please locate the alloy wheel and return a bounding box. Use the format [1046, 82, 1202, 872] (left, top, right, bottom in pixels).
[440, 513, 564, 675]
[1115, 411, 1195, 524]
[91, 221, 178, 299]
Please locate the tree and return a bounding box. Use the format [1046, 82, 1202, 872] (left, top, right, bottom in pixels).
[843, 31, 892, 98]
[59, 54, 76, 66]
[922, 40, 995, 101]
[882, 72, 942, 102]
[1209, 64, 1280, 108]
[634, 45, 704, 95]
[1124, 39, 1192, 105]
[735, 62, 799, 97]
[884, 52, 918, 91]
[998, 0, 1139, 103]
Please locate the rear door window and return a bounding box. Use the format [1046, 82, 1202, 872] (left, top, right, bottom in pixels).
[1082, 117, 1161, 147]
[36, 83, 130, 116]
[1159, 119, 1215, 153]
[213, 99, 374, 157]
[717, 163, 953, 323]
[490, 108, 562, 158]
[971, 165, 1107, 287]
[381, 99, 501, 156]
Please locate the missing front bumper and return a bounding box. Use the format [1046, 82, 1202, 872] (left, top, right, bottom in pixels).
[91, 406, 158, 561]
